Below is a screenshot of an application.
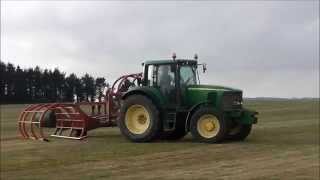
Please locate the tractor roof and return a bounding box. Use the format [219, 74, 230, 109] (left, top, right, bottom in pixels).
[144, 59, 198, 65]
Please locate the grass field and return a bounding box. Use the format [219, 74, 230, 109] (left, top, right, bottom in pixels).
[1, 100, 319, 180]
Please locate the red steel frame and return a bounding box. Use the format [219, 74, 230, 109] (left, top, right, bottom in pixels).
[18, 73, 142, 141]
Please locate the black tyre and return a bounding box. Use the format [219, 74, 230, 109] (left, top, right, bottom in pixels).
[227, 123, 252, 141]
[161, 118, 187, 140]
[119, 95, 161, 142]
[190, 107, 229, 143]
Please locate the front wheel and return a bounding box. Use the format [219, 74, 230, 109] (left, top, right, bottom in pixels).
[119, 95, 161, 142]
[190, 107, 229, 143]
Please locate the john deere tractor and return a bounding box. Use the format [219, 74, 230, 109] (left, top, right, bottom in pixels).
[119, 55, 258, 143]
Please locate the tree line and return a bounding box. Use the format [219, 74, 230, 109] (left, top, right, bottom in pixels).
[0, 61, 108, 104]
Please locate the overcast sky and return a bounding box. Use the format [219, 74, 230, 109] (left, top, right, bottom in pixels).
[1, 1, 319, 98]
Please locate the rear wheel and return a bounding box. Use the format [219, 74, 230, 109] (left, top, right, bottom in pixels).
[190, 107, 228, 143]
[227, 123, 252, 141]
[119, 95, 160, 142]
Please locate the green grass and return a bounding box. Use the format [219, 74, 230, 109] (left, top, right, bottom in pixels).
[1, 100, 319, 180]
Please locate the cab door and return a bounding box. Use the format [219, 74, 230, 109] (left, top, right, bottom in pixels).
[178, 64, 198, 107]
[145, 64, 178, 107]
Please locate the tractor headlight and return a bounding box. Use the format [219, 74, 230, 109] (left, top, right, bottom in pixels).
[232, 100, 242, 106]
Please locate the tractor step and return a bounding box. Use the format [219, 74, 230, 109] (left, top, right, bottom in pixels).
[163, 112, 176, 131]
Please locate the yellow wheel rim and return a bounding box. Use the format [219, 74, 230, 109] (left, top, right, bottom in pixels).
[125, 104, 150, 134]
[197, 114, 220, 138]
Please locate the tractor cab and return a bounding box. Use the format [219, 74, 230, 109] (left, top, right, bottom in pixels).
[142, 59, 199, 107]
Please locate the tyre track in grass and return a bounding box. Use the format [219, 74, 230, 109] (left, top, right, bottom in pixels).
[1, 100, 319, 180]
[106, 146, 318, 180]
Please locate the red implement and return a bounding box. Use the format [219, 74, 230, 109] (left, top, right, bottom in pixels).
[18, 73, 142, 141]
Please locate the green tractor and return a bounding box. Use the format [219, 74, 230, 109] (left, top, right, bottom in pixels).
[119, 55, 258, 143]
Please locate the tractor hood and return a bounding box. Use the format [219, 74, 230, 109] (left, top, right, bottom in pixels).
[187, 84, 241, 92]
[185, 85, 242, 107]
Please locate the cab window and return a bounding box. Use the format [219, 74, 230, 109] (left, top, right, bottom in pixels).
[157, 65, 175, 96]
[147, 65, 155, 86]
[180, 65, 197, 85]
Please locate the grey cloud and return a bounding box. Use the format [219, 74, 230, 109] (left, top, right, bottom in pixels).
[1, 1, 319, 98]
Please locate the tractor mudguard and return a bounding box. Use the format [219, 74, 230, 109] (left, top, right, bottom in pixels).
[122, 87, 166, 109]
[185, 101, 211, 131]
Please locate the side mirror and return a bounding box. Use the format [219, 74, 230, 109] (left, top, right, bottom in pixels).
[202, 63, 207, 73]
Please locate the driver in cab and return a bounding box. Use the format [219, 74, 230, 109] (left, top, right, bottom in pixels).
[159, 65, 173, 96]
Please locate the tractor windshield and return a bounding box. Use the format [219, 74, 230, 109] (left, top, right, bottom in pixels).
[180, 65, 198, 85]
